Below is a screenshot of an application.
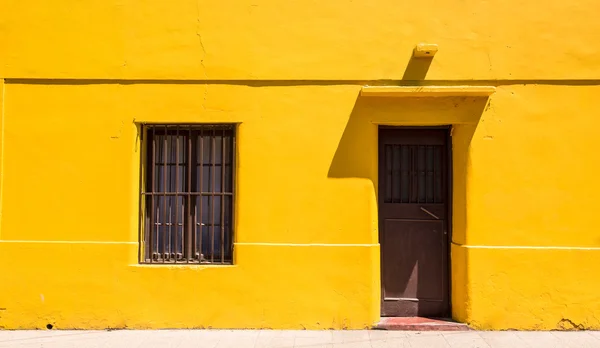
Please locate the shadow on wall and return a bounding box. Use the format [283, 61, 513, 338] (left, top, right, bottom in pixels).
[402, 54, 434, 81]
[328, 95, 488, 180]
[327, 49, 439, 180]
[327, 92, 489, 318]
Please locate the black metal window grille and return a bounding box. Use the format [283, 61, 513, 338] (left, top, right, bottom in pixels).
[141, 125, 235, 264]
[384, 144, 444, 204]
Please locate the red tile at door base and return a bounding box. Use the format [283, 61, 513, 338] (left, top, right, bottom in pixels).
[374, 317, 470, 331]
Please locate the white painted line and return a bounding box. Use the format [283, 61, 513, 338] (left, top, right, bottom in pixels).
[234, 242, 378, 247]
[452, 242, 600, 250]
[0, 240, 137, 244]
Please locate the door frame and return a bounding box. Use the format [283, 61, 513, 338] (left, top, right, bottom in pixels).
[377, 125, 454, 317]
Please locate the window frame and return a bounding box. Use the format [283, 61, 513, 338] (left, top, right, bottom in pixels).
[139, 124, 236, 265]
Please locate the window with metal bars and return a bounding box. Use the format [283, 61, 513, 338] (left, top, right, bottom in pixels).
[141, 125, 235, 264]
[384, 144, 444, 204]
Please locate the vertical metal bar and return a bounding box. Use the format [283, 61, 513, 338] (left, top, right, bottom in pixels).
[149, 126, 156, 263]
[410, 146, 419, 203]
[418, 146, 422, 203]
[390, 145, 395, 203]
[211, 128, 216, 263]
[429, 146, 434, 203]
[433, 146, 442, 202]
[422, 145, 426, 203]
[221, 129, 226, 263]
[424, 145, 427, 203]
[186, 127, 193, 261]
[434, 146, 439, 203]
[384, 145, 391, 203]
[397, 145, 402, 203]
[175, 126, 180, 261]
[230, 127, 236, 262]
[162, 125, 168, 262]
[425, 145, 429, 203]
[198, 127, 204, 261]
[403, 145, 408, 203]
[167, 130, 173, 261]
[409, 145, 412, 203]
[417, 146, 423, 203]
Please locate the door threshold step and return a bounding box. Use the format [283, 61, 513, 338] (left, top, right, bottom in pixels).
[374, 317, 470, 331]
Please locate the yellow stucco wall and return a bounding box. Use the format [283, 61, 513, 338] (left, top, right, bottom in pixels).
[1, 0, 600, 330]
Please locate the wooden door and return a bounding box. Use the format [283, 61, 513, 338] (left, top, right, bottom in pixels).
[378, 128, 450, 317]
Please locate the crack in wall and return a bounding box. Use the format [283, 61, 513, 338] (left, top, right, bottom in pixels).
[557, 318, 587, 330]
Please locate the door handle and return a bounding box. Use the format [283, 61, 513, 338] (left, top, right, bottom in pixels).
[420, 207, 440, 220]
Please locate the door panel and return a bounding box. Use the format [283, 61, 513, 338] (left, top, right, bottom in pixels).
[382, 220, 445, 300]
[379, 128, 450, 317]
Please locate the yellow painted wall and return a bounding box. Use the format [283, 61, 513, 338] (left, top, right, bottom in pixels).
[1, 0, 600, 330]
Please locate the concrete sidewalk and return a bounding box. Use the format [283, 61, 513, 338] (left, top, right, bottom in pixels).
[1, 329, 599, 348]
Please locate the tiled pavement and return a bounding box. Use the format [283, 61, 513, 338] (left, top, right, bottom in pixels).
[0, 329, 599, 348]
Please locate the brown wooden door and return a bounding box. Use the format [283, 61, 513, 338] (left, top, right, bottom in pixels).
[378, 128, 450, 317]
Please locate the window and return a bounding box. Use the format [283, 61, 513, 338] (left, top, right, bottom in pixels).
[383, 144, 445, 204]
[141, 125, 235, 264]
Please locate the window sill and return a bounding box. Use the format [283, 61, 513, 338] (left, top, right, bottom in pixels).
[130, 263, 237, 269]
